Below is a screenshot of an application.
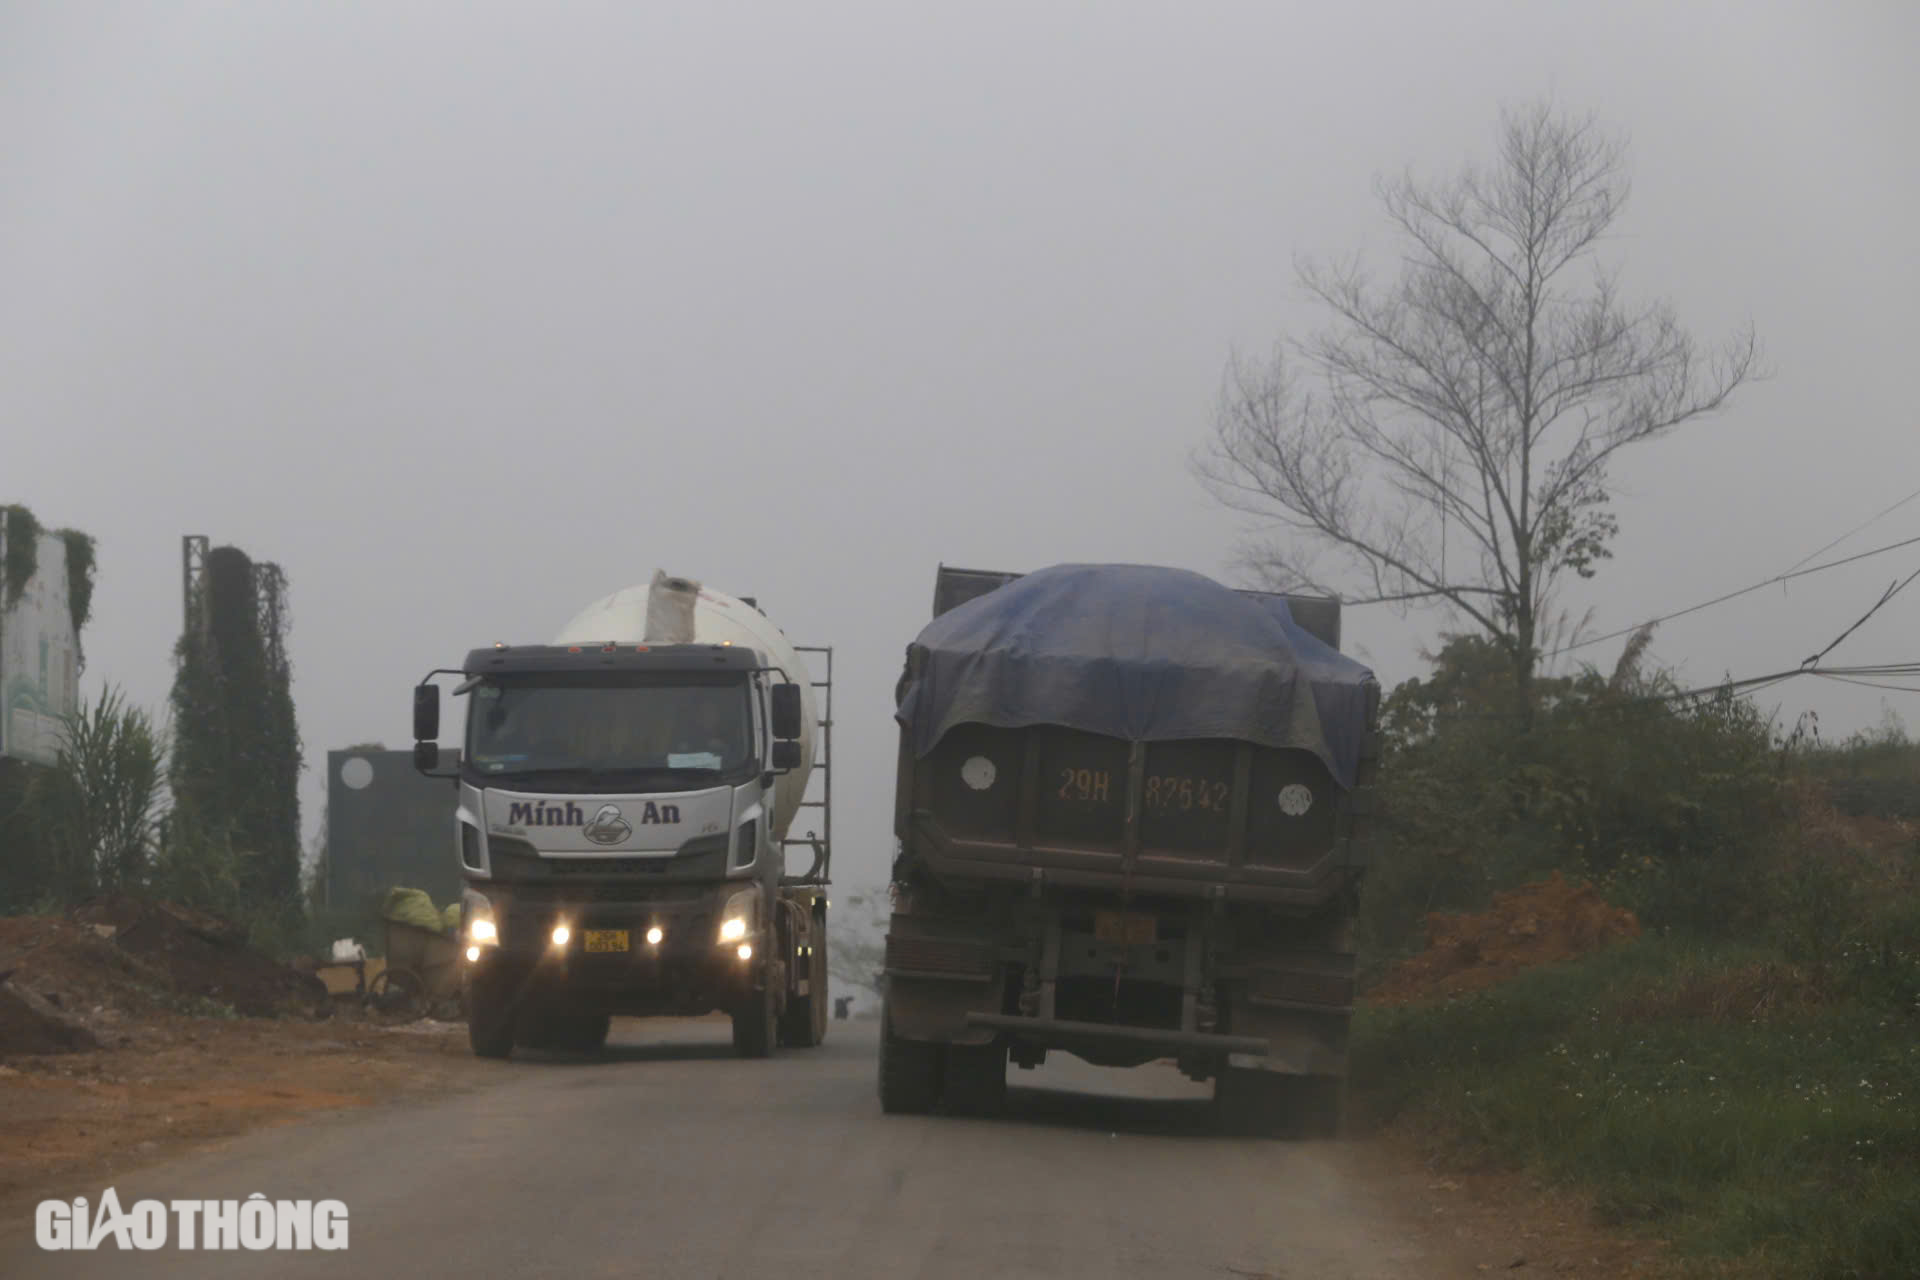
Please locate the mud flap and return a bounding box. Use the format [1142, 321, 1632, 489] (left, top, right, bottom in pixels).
[882, 976, 998, 1045]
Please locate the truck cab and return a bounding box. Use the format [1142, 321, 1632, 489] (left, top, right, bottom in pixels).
[412, 640, 829, 1059]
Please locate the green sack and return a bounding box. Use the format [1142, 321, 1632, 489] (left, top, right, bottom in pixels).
[381, 886, 447, 934]
[441, 902, 462, 933]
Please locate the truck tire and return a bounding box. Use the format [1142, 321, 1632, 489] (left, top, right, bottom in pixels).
[467, 971, 515, 1060]
[942, 1041, 1007, 1117]
[877, 1001, 943, 1114]
[559, 1014, 612, 1054]
[514, 1012, 560, 1051]
[778, 934, 828, 1048]
[1214, 1067, 1287, 1137]
[1215, 1070, 1346, 1138]
[732, 977, 777, 1059]
[1288, 1074, 1347, 1138]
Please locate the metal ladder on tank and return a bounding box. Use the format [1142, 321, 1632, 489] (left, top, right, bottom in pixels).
[782, 645, 832, 886]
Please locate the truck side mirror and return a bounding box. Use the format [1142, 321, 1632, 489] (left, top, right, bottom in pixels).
[770, 683, 802, 741]
[413, 740, 440, 773]
[771, 740, 801, 771]
[413, 683, 441, 742]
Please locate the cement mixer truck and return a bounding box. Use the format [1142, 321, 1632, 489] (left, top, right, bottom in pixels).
[411, 573, 833, 1060]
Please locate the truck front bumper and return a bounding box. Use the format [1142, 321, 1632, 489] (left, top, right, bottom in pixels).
[465, 884, 763, 1012]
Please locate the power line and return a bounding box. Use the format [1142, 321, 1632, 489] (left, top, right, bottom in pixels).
[1545, 533, 1920, 661]
[1813, 673, 1920, 695]
[1781, 481, 1920, 574]
[1799, 566, 1920, 669]
[1415, 659, 1920, 724]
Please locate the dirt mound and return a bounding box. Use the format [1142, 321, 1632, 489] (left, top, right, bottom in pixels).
[67, 897, 327, 1019]
[1369, 873, 1640, 1004]
[0, 977, 101, 1055]
[0, 915, 179, 1019]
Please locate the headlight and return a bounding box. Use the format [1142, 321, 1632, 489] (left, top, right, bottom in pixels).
[464, 889, 498, 946]
[717, 886, 758, 945]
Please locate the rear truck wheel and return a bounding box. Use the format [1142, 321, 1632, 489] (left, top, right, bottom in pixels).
[1215, 1070, 1346, 1138]
[778, 931, 829, 1049]
[466, 969, 515, 1060]
[877, 999, 943, 1114]
[732, 972, 778, 1058]
[941, 1040, 1007, 1117]
[1214, 1067, 1287, 1137]
[559, 1014, 611, 1054]
[514, 1010, 561, 1051]
[1287, 1074, 1347, 1138]
[809, 926, 830, 1045]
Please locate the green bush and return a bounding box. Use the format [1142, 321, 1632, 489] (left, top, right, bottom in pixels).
[1355, 939, 1920, 1277]
[1354, 637, 1920, 1277]
[1360, 634, 1797, 968]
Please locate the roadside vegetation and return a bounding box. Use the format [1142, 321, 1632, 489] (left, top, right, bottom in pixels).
[1351, 634, 1920, 1278]
[1, 513, 313, 958]
[1180, 91, 1915, 1276]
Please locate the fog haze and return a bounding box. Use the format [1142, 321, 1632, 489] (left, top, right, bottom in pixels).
[6, 1, 1916, 889]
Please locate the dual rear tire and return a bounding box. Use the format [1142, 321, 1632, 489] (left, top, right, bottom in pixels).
[1214, 1068, 1346, 1138]
[877, 998, 1006, 1117]
[777, 926, 829, 1048]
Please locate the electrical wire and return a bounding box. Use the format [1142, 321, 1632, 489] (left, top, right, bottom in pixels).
[1545, 533, 1920, 660]
[1781, 481, 1920, 574]
[1813, 673, 1920, 695]
[1798, 566, 1920, 668]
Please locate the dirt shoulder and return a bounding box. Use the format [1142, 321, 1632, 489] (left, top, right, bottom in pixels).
[1, 902, 496, 1224]
[0, 1010, 494, 1219]
[1347, 1123, 1678, 1278]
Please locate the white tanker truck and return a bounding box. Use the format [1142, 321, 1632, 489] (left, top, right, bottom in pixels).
[410, 572, 833, 1059]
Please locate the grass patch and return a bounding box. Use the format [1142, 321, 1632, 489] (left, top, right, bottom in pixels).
[1354, 937, 1920, 1278]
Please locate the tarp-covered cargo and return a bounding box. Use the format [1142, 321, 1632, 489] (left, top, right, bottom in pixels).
[895, 564, 1376, 789]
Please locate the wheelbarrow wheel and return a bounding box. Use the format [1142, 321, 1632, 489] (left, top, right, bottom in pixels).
[367, 966, 424, 1021]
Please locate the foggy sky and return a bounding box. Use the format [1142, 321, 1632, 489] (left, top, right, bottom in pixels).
[6, 1, 1917, 894]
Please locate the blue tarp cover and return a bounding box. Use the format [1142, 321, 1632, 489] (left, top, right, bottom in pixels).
[895, 564, 1376, 789]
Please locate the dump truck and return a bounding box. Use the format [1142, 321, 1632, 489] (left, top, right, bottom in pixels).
[412, 572, 833, 1059]
[880, 564, 1380, 1134]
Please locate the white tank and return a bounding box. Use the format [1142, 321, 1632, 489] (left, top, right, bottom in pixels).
[552, 572, 819, 843]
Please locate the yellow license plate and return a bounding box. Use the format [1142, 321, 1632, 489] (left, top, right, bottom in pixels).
[583, 929, 629, 953]
[1095, 911, 1156, 946]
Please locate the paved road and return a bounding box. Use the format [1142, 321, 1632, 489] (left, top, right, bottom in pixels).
[4, 1018, 1451, 1278]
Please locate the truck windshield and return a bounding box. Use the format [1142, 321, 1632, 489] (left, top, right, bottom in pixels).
[466, 675, 755, 784]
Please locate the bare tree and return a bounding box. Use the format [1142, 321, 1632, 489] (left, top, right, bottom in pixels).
[1197, 102, 1758, 719]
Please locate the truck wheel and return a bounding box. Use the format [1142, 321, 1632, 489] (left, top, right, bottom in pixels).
[778, 936, 829, 1048]
[559, 1014, 612, 1054]
[467, 971, 515, 1060]
[942, 1041, 1007, 1117]
[877, 1000, 943, 1114]
[732, 977, 777, 1059]
[1214, 1068, 1287, 1137]
[514, 1011, 560, 1050]
[1216, 1070, 1346, 1138]
[809, 929, 829, 1045]
[1287, 1074, 1347, 1138]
